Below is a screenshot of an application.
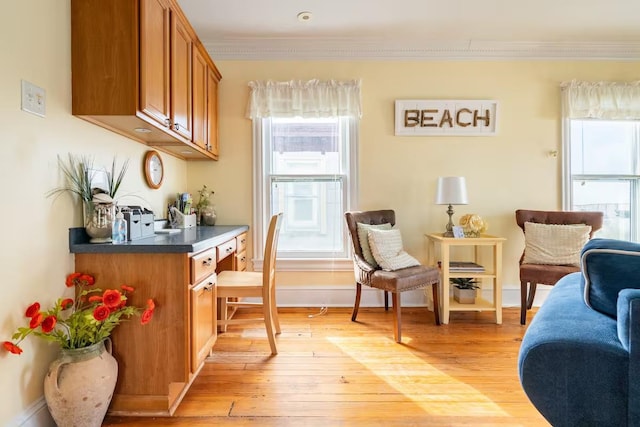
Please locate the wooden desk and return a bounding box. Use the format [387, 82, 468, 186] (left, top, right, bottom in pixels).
[71, 225, 248, 416]
[425, 233, 506, 324]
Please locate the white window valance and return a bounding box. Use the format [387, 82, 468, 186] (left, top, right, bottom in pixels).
[246, 79, 362, 119]
[561, 80, 640, 120]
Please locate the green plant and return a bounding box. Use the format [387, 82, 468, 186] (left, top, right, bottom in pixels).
[196, 184, 214, 211]
[46, 154, 129, 202]
[450, 277, 480, 290]
[3, 273, 155, 354]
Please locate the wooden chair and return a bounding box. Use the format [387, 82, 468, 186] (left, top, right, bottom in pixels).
[217, 213, 283, 354]
[344, 209, 440, 343]
[515, 209, 604, 325]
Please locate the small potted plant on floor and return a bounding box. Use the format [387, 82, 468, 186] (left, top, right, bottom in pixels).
[451, 278, 480, 304]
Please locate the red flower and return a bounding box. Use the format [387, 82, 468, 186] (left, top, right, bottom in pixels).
[102, 289, 122, 309]
[79, 274, 95, 287]
[140, 308, 154, 325]
[88, 295, 103, 303]
[3, 341, 23, 355]
[25, 302, 40, 318]
[41, 316, 57, 333]
[147, 299, 155, 311]
[65, 272, 82, 287]
[121, 285, 135, 293]
[29, 313, 43, 329]
[93, 305, 110, 321]
[61, 298, 74, 310]
[65, 272, 95, 288]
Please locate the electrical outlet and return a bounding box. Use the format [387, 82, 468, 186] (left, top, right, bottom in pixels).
[21, 80, 46, 117]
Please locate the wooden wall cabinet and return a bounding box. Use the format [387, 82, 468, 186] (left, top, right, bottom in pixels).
[71, 0, 221, 161]
[192, 47, 221, 158]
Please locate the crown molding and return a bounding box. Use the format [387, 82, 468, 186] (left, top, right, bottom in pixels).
[203, 38, 640, 61]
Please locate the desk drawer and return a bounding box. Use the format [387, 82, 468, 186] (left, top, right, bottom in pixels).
[217, 239, 237, 262]
[235, 250, 247, 271]
[191, 248, 216, 284]
[236, 232, 248, 253]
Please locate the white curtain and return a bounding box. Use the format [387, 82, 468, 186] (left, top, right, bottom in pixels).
[561, 80, 640, 119]
[246, 79, 362, 119]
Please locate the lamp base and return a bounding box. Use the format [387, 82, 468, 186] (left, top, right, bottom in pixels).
[443, 204, 455, 237]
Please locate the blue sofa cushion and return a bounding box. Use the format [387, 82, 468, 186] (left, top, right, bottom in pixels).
[581, 238, 640, 318]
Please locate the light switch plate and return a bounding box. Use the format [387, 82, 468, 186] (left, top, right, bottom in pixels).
[21, 80, 46, 117]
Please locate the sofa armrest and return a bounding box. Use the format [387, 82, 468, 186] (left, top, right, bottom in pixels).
[617, 289, 640, 425]
[616, 289, 640, 352]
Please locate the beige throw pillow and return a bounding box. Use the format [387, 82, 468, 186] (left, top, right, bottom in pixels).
[356, 222, 392, 267]
[367, 228, 420, 272]
[523, 222, 592, 266]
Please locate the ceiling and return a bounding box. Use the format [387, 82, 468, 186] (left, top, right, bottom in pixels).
[177, 0, 640, 60]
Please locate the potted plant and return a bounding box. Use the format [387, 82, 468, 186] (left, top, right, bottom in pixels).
[47, 154, 129, 243]
[3, 272, 155, 427]
[451, 277, 480, 304]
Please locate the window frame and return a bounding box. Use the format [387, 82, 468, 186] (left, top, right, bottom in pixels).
[562, 117, 640, 241]
[252, 116, 358, 271]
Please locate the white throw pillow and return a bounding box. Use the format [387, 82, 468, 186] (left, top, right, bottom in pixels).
[356, 222, 392, 267]
[367, 228, 420, 271]
[522, 222, 592, 266]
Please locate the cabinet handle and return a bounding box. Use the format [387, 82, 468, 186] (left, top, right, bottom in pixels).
[205, 282, 214, 291]
[164, 118, 171, 127]
[226, 247, 233, 253]
[203, 257, 213, 266]
[174, 123, 180, 131]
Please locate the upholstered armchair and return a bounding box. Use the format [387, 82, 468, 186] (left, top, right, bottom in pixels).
[344, 209, 440, 343]
[515, 209, 603, 324]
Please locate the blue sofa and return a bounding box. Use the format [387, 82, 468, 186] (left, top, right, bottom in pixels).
[518, 238, 640, 427]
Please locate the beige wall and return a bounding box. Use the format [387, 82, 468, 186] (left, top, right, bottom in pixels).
[3, 0, 640, 424]
[189, 59, 640, 292]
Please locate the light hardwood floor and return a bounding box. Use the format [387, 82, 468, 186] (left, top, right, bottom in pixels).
[104, 307, 549, 426]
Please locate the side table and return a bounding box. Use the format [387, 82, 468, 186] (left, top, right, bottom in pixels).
[425, 233, 506, 324]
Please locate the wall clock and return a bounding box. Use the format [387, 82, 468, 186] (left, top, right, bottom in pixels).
[144, 150, 164, 189]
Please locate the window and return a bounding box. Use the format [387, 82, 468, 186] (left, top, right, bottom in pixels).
[253, 117, 358, 269]
[247, 79, 362, 270]
[565, 120, 640, 241]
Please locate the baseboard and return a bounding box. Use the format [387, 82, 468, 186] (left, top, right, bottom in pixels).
[8, 397, 54, 427]
[275, 283, 552, 308]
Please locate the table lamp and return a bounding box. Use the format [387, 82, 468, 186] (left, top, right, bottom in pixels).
[435, 176, 468, 237]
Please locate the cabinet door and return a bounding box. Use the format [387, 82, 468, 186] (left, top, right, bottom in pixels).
[170, 14, 193, 141]
[190, 273, 217, 373]
[206, 67, 220, 157]
[139, 0, 171, 127]
[192, 48, 207, 149]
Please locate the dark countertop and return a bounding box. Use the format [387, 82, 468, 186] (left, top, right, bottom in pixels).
[69, 225, 249, 254]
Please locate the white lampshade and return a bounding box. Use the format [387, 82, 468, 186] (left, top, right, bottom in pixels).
[435, 176, 469, 205]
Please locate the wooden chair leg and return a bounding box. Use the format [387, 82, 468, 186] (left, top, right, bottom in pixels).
[520, 281, 528, 325]
[219, 297, 229, 332]
[263, 299, 278, 355]
[384, 291, 389, 311]
[270, 282, 281, 334]
[527, 283, 538, 309]
[392, 292, 401, 343]
[431, 282, 441, 326]
[351, 283, 362, 321]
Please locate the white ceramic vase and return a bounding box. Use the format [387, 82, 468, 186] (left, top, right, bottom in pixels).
[44, 339, 118, 427]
